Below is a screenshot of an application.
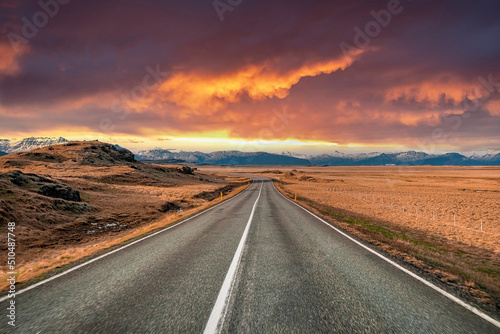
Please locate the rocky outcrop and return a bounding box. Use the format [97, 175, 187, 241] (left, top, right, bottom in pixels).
[1, 170, 81, 202]
[52, 199, 93, 213]
[79, 143, 136, 166]
[38, 184, 81, 202]
[177, 165, 195, 175]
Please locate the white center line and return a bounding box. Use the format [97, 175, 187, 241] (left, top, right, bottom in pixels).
[203, 180, 263, 334]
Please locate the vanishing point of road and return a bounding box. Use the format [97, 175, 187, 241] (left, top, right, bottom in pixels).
[1, 177, 499, 333]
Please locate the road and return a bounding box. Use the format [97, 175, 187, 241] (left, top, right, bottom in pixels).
[1, 177, 499, 333]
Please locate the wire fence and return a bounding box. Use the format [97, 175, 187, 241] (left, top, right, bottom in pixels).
[281, 180, 497, 235]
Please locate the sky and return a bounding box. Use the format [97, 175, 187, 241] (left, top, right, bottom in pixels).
[0, 0, 499, 154]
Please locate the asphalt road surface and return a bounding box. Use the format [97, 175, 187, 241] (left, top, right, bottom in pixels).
[1, 177, 499, 333]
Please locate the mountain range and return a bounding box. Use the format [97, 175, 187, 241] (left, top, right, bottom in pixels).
[0, 137, 69, 154]
[302, 150, 500, 166]
[1, 137, 499, 165]
[136, 148, 500, 166]
[135, 149, 310, 165]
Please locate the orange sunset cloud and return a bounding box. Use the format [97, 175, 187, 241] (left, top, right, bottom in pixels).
[157, 54, 361, 112]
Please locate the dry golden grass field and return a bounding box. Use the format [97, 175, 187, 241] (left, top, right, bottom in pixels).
[271, 166, 499, 250]
[203, 166, 500, 312]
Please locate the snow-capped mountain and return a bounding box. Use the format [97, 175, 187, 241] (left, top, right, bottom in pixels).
[305, 151, 382, 164]
[484, 153, 500, 163]
[392, 151, 431, 162]
[135, 149, 203, 163]
[281, 151, 310, 159]
[0, 139, 10, 153]
[135, 148, 500, 166]
[135, 149, 311, 165]
[307, 151, 382, 165]
[473, 153, 500, 161]
[0, 137, 69, 153]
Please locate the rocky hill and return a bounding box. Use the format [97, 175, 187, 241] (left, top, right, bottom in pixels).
[0, 140, 247, 289]
[0, 141, 136, 169]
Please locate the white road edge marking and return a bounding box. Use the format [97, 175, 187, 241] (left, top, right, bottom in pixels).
[271, 180, 500, 329]
[204, 181, 263, 334]
[0, 180, 255, 303]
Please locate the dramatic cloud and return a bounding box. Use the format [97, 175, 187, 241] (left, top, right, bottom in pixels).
[158, 54, 359, 111]
[0, 0, 499, 152]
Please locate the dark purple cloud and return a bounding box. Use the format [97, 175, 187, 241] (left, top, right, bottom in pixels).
[0, 0, 499, 151]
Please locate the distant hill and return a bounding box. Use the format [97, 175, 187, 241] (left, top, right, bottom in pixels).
[140, 159, 188, 165]
[0, 141, 136, 168]
[0, 151, 7, 156]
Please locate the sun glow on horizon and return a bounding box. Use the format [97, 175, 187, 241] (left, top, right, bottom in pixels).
[1, 130, 465, 155]
[170, 137, 339, 146]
